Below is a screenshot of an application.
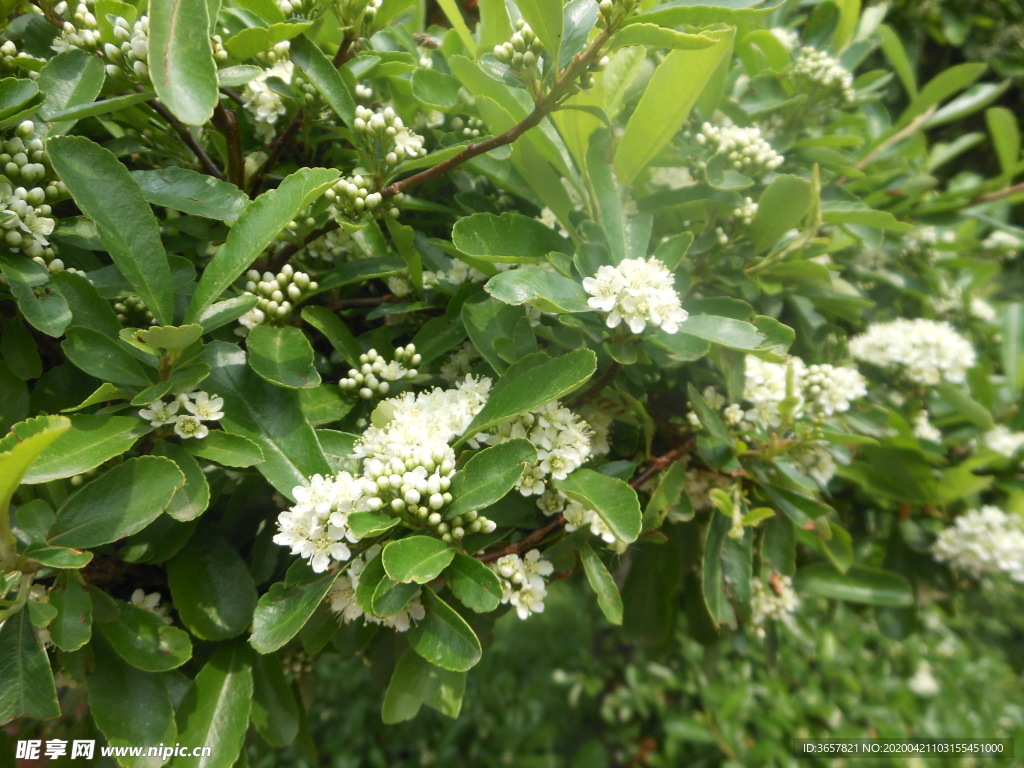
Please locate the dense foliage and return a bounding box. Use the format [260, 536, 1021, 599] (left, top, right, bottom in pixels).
[1, 0, 1022, 765]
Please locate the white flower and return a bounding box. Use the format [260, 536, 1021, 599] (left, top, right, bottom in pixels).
[139, 399, 179, 427]
[849, 318, 977, 386]
[583, 257, 687, 334]
[490, 549, 554, 620]
[173, 415, 208, 440]
[274, 472, 365, 573]
[982, 425, 1024, 458]
[750, 575, 799, 637]
[912, 410, 942, 443]
[243, 60, 295, 141]
[130, 589, 170, 622]
[328, 545, 426, 631]
[184, 391, 224, 421]
[791, 46, 855, 104]
[933, 506, 1024, 583]
[696, 122, 784, 177]
[907, 662, 940, 697]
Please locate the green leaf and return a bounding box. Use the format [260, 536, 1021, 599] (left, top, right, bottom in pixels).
[0, 415, 71, 529]
[49, 456, 184, 548]
[371, 577, 422, 617]
[36, 49, 106, 135]
[290, 36, 355, 127]
[447, 439, 537, 520]
[382, 648, 465, 724]
[453, 212, 569, 263]
[183, 430, 264, 467]
[516, 0, 564, 67]
[172, 643, 253, 768]
[131, 168, 249, 221]
[407, 588, 482, 672]
[896, 62, 987, 129]
[247, 324, 321, 389]
[0, 77, 40, 121]
[750, 175, 812, 253]
[446, 553, 502, 613]
[0, 604, 60, 724]
[615, 29, 734, 184]
[150, 0, 217, 125]
[62, 326, 154, 386]
[626, 0, 772, 28]
[347, 511, 401, 539]
[42, 90, 156, 123]
[457, 349, 596, 446]
[48, 572, 93, 652]
[167, 534, 258, 640]
[986, 107, 1020, 180]
[935, 382, 995, 430]
[555, 468, 641, 544]
[187, 167, 339, 321]
[251, 655, 299, 747]
[153, 441, 211, 522]
[702, 512, 730, 625]
[485, 267, 592, 313]
[461, 293, 525, 374]
[97, 600, 192, 672]
[47, 135, 174, 325]
[412, 67, 462, 109]
[22, 414, 151, 484]
[382, 537, 456, 584]
[579, 542, 623, 625]
[795, 564, 914, 606]
[301, 305, 363, 368]
[194, 295, 259, 334]
[22, 542, 92, 569]
[609, 23, 722, 51]
[224, 20, 311, 61]
[674, 315, 765, 352]
[250, 560, 339, 654]
[820, 201, 911, 232]
[205, 342, 332, 498]
[87, 635, 176, 767]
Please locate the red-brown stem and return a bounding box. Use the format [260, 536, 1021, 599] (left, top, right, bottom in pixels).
[147, 95, 224, 180]
[476, 516, 566, 564]
[629, 444, 691, 490]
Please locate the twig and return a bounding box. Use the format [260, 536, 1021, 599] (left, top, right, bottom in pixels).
[332, 34, 355, 67]
[836, 107, 936, 186]
[629, 444, 691, 490]
[250, 110, 303, 196]
[146, 95, 224, 180]
[973, 180, 1024, 205]
[477, 516, 566, 564]
[214, 104, 245, 188]
[220, 87, 245, 107]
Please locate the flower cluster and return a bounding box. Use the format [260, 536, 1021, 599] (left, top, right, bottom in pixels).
[326, 173, 387, 217]
[303, 226, 353, 263]
[2, 180, 56, 260]
[1, 40, 42, 77]
[849, 318, 977, 386]
[790, 47, 855, 105]
[583, 256, 688, 334]
[483, 401, 593, 496]
[439, 342, 482, 383]
[354, 105, 427, 171]
[275, 377, 496, 572]
[238, 265, 316, 332]
[598, 0, 639, 29]
[980, 426, 1024, 459]
[493, 19, 546, 72]
[491, 550, 554, 620]
[277, 0, 313, 17]
[982, 230, 1021, 259]
[243, 53, 298, 142]
[114, 295, 154, 326]
[340, 345, 421, 399]
[913, 410, 943, 443]
[423, 260, 488, 289]
[932, 506, 1024, 583]
[540, 490, 624, 551]
[102, 15, 151, 81]
[743, 355, 867, 426]
[695, 122, 784, 177]
[449, 115, 485, 139]
[750, 575, 799, 637]
[138, 391, 224, 439]
[328, 545, 426, 632]
[52, 1, 102, 53]
[732, 197, 758, 227]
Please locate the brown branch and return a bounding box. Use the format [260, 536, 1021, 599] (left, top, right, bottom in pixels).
[220, 87, 245, 107]
[146, 94, 224, 180]
[476, 516, 566, 564]
[214, 104, 244, 188]
[332, 34, 355, 67]
[250, 110, 304, 196]
[630, 444, 691, 490]
[973, 180, 1024, 205]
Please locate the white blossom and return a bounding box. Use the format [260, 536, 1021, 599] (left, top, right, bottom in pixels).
[750, 575, 799, 637]
[742, 355, 866, 426]
[328, 545, 426, 631]
[791, 47, 855, 104]
[139, 399, 180, 427]
[173, 415, 208, 440]
[274, 472, 365, 573]
[912, 410, 942, 443]
[981, 425, 1024, 459]
[695, 122, 784, 177]
[933, 506, 1024, 583]
[849, 318, 977, 386]
[907, 662, 940, 697]
[583, 256, 687, 334]
[184, 391, 225, 421]
[243, 59, 295, 141]
[490, 549, 554, 620]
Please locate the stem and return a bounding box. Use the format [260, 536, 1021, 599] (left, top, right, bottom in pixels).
[214, 104, 245, 188]
[250, 110, 304, 196]
[476, 516, 566, 564]
[146, 94, 224, 180]
[836, 108, 936, 186]
[629, 444, 691, 490]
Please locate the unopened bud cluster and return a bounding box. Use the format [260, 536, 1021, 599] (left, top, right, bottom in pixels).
[102, 15, 151, 81]
[243, 45, 315, 141]
[696, 122, 784, 177]
[52, 1, 102, 53]
[337, 0, 382, 35]
[0, 40, 42, 78]
[238, 265, 316, 331]
[449, 116, 485, 139]
[493, 19, 545, 72]
[733, 197, 758, 226]
[114, 295, 155, 326]
[340, 345, 421, 399]
[791, 47, 855, 106]
[277, 0, 313, 17]
[353, 105, 427, 171]
[598, 0, 638, 29]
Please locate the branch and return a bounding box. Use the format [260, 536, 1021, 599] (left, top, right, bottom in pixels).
[973, 180, 1024, 205]
[146, 94, 224, 180]
[250, 110, 304, 196]
[836, 107, 936, 186]
[476, 516, 566, 564]
[214, 104, 244, 188]
[630, 444, 691, 490]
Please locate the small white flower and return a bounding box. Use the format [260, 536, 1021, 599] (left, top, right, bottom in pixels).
[933, 506, 1024, 583]
[582, 257, 687, 335]
[139, 399, 179, 427]
[849, 318, 977, 386]
[173, 415, 209, 440]
[184, 391, 224, 421]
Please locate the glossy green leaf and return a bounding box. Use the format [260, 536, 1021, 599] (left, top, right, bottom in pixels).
[412, 67, 462, 109]
[48, 572, 93, 651]
[382, 648, 466, 724]
[250, 560, 339, 653]
[251, 655, 300, 747]
[609, 23, 722, 51]
[22, 414, 151, 484]
[0, 415, 71, 531]
[446, 552, 502, 613]
[62, 326, 154, 386]
[149, 0, 217, 125]
[183, 430, 265, 468]
[447, 438, 537, 520]
[674, 315, 765, 352]
[187, 167, 339, 321]
[750, 175, 813, 253]
[382, 536, 456, 584]
[37, 49, 106, 135]
[615, 29, 734, 184]
[131, 168, 249, 221]
[348, 511, 401, 539]
[194, 295, 260, 334]
[0, 605, 60, 724]
[371, 577, 422, 617]
[461, 293, 526, 374]
[153, 441, 210, 522]
[172, 643, 253, 768]
[49, 456, 184, 548]
[223, 21, 312, 60]
[555, 468, 641, 544]
[485, 267, 592, 313]
[301, 305, 363, 368]
[457, 349, 596, 445]
[97, 600, 192, 672]
[290, 36, 355, 127]
[579, 542, 623, 625]
[47, 136, 174, 325]
[247, 324, 321, 389]
[986, 106, 1020, 179]
[795, 564, 914, 606]
[516, 0, 564, 66]
[453, 212, 569, 263]
[167, 534, 258, 640]
[407, 588, 482, 672]
[625, 0, 771, 28]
